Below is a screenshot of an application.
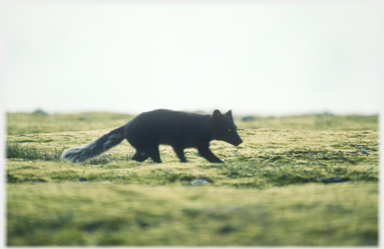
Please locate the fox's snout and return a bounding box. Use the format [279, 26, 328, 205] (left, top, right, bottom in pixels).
[227, 134, 243, 146]
[233, 138, 243, 146]
[236, 138, 243, 146]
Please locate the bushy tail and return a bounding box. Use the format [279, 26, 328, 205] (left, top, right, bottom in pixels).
[61, 126, 125, 163]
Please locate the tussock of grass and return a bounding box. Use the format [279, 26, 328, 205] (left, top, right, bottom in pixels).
[6, 142, 133, 166]
[6, 112, 378, 246]
[6, 142, 63, 161]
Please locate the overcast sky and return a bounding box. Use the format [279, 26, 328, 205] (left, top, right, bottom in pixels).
[5, 3, 379, 116]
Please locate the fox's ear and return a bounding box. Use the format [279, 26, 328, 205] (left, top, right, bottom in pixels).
[213, 109, 222, 117]
[224, 110, 232, 118]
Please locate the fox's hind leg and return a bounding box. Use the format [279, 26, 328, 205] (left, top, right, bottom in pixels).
[130, 145, 161, 163]
[131, 150, 149, 162]
[147, 146, 162, 163]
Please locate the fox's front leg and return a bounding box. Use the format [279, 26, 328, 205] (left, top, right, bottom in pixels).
[172, 146, 188, 163]
[197, 144, 224, 163]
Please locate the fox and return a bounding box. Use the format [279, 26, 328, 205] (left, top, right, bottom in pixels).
[61, 109, 243, 163]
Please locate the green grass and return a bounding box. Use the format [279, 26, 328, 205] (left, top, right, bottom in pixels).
[6, 112, 378, 246]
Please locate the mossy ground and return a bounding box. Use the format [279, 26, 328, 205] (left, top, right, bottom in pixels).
[5, 112, 378, 246]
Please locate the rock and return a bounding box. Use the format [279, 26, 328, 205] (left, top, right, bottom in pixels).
[219, 225, 236, 234]
[33, 179, 47, 183]
[242, 116, 258, 122]
[32, 109, 49, 116]
[190, 177, 214, 186]
[77, 177, 87, 182]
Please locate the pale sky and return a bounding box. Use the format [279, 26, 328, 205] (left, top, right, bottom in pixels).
[5, 3, 380, 116]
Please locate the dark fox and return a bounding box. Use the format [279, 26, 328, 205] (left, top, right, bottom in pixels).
[61, 109, 243, 163]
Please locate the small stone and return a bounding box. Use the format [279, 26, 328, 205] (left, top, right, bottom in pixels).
[321, 177, 350, 184]
[77, 177, 87, 182]
[79, 115, 89, 120]
[33, 179, 47, 183]
[358, 149, 369, 155]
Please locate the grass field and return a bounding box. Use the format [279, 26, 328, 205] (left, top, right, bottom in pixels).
[5, 112, 378, 246]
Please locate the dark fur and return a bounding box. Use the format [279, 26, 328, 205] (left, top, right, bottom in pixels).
[61, 109, 243, 163]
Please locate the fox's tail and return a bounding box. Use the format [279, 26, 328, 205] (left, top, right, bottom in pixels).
[61, 125, 125, 163]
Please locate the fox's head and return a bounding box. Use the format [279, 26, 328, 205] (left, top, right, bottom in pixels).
[211, 110, 243, 146]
